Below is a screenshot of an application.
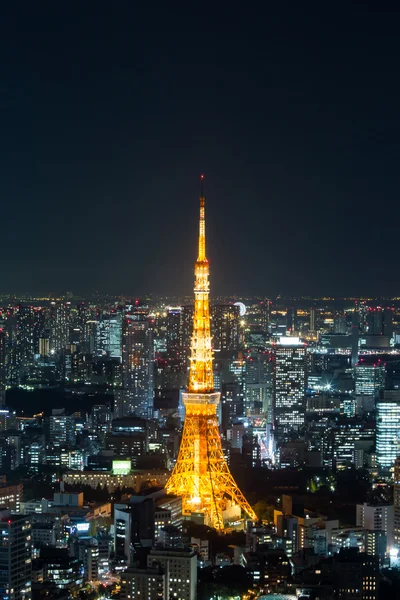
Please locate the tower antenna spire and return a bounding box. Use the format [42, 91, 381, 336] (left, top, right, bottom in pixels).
[198, 174, 206, 262]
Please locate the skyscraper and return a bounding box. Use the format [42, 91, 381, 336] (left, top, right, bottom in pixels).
[166, 178, 256, 530]
[394, 457, 400, 549]
[355, 362, 386, 396]
[244, 351, 270, 415]
[376, 390, 400, 471]
[0, 511, 32, 600]
[273, 337, 307, 435]
[96, 312, 122, 358]
[116, 310, 153, 418]
[166, 307, 182, 357]
[211, 304, 240, 351]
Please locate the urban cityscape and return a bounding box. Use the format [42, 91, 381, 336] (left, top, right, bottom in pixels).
[3, 4, 400, 600]
[2, 181, 400, 600]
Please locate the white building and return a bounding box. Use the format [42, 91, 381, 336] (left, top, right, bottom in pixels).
[356, 502, 394, 549]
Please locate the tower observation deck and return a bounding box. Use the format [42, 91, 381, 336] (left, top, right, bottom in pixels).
[165, 176, 256, 531]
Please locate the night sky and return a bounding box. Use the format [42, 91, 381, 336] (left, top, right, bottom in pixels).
[1, 3, 399, 297]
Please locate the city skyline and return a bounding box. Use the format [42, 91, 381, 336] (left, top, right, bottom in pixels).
[1, 4, 400, 296]
[3, 5, 400, 599]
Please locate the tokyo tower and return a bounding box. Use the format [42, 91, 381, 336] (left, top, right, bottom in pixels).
[165, 176, 256, 531]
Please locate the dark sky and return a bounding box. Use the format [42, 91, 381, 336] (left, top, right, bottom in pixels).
[1, 3, 400, 297]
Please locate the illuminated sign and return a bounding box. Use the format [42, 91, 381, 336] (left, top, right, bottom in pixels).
[277, 336, 303, 346]
[112, 460, 131, 475]
[76, 523, 90, 532]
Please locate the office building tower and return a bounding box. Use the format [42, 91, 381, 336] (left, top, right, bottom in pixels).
[16, 305, 36, 368]
[334, 312, 347, 334]
[96, 312, 122, 358]
[211, 304, 240, 351]
[38, 335, 50, 358]
[118, 310, 153, 418]
[355, 362, 385, 396]
[309, 307, 316, 332]
[221, 382, 244, 431]
[166, 307, 182, 356]
[0, 328, 5, 405]
[376, 390, 400, 470]
[273, 337, 307, 434]
[366, 307, 393, 337]
[351, 307, 360, 367]
[394, 457, 400, 549]
[260, 300, 270, 334]
[91, 403, 112, 434]
[36, 548, 83, 593]
[50, 302, 72, 353]
[114, 497, 155, 563]
[356, 502, 394, 550]
[242, 432, 261, 468]
[120, 565, 166, 600]
[48, 409, 75, 448]
[148, 546, 197, 600]
[244, 351, 270, 415]
[166, 178, 256, 530]
[106, 417, 148, 466]
[333, 551, 379, 600]
[83, 320, 97, 355]
[75, 537, 99, 581]
[333, 419, 375, 470]
[0, 511, 32, 600]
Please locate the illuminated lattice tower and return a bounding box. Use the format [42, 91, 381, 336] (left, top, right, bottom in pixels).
[166, 177, 256, 531]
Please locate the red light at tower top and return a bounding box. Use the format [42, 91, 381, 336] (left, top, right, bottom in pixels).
[200, 174, 204, 179]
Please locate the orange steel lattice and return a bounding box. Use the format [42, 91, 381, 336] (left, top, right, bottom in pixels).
[166, 178, 256, 530]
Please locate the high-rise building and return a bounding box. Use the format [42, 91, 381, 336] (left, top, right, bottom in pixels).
[166, 178, 256, 530]
[16, 305, 36, 368]
[356, 502, 394, 550]
[106, 417, 148, 466]
[366, 307, 393, 337]
[332, 550, 379, 600]
[211, 304, 240, 351]
[166, 307, 182, 356]
[0, 328, 6, 406]
[114, 497, 155, 564]
[332, 419, 374, 470]
[0, 511, 32, 600]
[394, 457, 400, 549]
[334, 312, 347, 334]
[273, 337, 307, 434]
[48, 409, 75, 448]
[309, 307, 316, 332]
[117, 310, 153, 418]
[120, 565, 166, 600]
[244, 351, 270, 415]
[351, 307, 360, 367]
[96, 312, 122, 358]
[147, 546, 197, 600]
[355, 362, 385, 396]
[376, 390, 400, 470]
[50, 302, 72, 354]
